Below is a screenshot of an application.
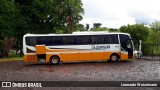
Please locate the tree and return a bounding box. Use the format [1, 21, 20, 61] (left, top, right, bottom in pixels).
[109, 28, 119, 32]
[0, 0, 84, 57]
[150, 22, 160, 32]
[91, 23, 109, 31]
[74, 24, 86, 31]
[149, 22, 160, 44]
[93, 23, 102, 28]
[120, 24, 150, 49]
[86, 23, 89, 30]
[0, 0, 20, 57]
[91, 27, 109, 31]
[14, 0, 84, 34]
[15, 0, 57, 34]
[60, 0, 84, 33]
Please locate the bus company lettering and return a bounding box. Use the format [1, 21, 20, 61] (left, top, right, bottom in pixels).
[91, 45, 110, 50]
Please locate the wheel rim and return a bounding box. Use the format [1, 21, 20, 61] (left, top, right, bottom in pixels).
[111, 56, 117, 61]
[52, 58, 58, 64]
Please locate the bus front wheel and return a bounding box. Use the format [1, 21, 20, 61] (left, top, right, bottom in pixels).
[50, 56, 60, 64]
[110, 54, 119, 62]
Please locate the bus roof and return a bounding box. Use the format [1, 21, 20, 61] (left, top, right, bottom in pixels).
[24, 32, 130, 37]
[72, 31, 109, 34]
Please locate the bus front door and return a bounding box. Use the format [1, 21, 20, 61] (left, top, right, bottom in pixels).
[121, 39, 133, 59]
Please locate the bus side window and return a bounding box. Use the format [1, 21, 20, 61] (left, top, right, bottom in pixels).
[91, 36, 98, 44]
[26, 37, 36, 46]
[54, 37, 63, 45]
[99, 35, 105, 44]
[68, 36, 76, 45]
[81, 36, 91, 44]
[100, 35, 105, 44]
[37, 37, 42, 44]
[109, 35, 114, 44]
[91, 36, 95, 44]
[111, 35, 118, 44]
[105, 35, 118, 44]
[62, 37, 67, 45]
[53, 37, 59, 45]
[108, 36, 112, 44]
[97, 36, 101, 44]
[72, 36, 77, 45]
[76, 37, 82, 44]
[41, 37, 47, 45]
[48, 37, 53, 45]
[105, 36, 110, 44]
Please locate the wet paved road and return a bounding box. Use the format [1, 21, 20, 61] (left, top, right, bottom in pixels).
[0, 59, 159, 90]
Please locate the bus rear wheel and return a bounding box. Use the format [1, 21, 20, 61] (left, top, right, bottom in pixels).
[50, 56, 60, 64]
[110, 54, 119, 62]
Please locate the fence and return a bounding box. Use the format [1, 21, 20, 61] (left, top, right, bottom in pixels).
[141, 44, 160, 60]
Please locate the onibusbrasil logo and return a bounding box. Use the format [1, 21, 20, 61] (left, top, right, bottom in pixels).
[1, 82, 42, 87]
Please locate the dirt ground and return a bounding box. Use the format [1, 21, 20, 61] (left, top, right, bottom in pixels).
[0, 59, 159, 90]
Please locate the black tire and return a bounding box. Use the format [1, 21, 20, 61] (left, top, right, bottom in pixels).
[110, 54, 119, 62]
[50, 56, 60, 64]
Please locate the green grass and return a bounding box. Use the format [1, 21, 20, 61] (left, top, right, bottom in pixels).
[0, 52, 23, 61]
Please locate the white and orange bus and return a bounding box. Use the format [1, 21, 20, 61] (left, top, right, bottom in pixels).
[23, 31, 135, 64]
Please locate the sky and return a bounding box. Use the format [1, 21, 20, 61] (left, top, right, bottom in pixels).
[80, 0, 160, 29]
